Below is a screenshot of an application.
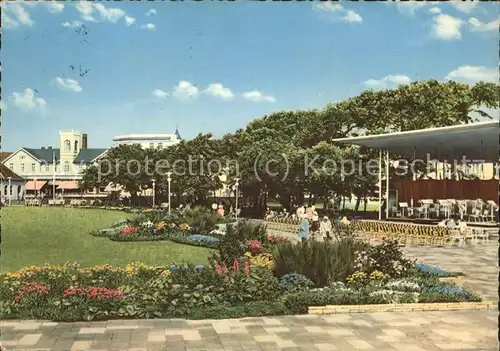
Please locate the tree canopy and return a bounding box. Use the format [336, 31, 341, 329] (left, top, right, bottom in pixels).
[82, 80, 499, 213]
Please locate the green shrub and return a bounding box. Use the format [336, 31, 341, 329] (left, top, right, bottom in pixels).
[184, 207, 220, 234]
[187, 301, 286, 319]
[273, 238, 366, 287]
[210, 223, 247, 266]
[280, 273, 314, 293]
[354, 238, 414, 278]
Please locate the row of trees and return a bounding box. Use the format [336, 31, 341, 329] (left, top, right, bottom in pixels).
[81, 80, 499, 215]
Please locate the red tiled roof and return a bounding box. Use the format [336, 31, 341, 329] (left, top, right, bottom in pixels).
[0, 163, 23, 180]
[0, 152, 13, 162]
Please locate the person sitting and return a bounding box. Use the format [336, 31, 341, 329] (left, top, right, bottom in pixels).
[340, 216, 350, 225]
[457, 219, 468, 233]
[446, 218, 457, 229]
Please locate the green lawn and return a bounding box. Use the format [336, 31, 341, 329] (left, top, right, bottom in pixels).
[1, 207, 212, 272]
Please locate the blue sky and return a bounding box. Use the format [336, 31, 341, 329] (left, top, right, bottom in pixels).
[2, 1, 499, 151]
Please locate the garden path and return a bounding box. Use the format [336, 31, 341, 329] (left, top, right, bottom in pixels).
[1, 242, 497, 351]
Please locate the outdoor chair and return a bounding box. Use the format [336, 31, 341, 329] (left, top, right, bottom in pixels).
[456, 200, 468, 220]
[468, 209, 482, 222]
[448, 229, 466, 246]
[398, 202, 409, 217]
[486, 200, 498, 222]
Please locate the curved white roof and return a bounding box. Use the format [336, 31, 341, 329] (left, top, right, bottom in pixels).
[113, 134, 179, 141]
[332, 120, 500, 162]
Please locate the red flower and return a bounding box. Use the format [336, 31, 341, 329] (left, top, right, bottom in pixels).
[233, 259, 240, 272]
[247, 240, 262, 249]
[215, 263, 223, 275]
[121, 226, 137, 234]
[63, 287, 124, 301]
[15, 282, 49, 303]
[244, 263, 250, 276]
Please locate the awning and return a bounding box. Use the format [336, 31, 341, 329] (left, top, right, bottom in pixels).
[332, 120, 500, 162]
[25, 180, 47, 191]
[58, 181, 79, 190]
[47, 180, 61, 186]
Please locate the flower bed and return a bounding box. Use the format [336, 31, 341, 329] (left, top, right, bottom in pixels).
[3, 227, 485, 322]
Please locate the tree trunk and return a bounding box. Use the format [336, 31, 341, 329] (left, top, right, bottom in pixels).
[354, 196, 361, 212]
[363, 197, 368, 212]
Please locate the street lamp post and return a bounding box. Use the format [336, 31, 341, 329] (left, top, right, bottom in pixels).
[7, 177, 12, 206]
[166, 172, 172, 214]
[151, 179, 156, 208]
[234, 178, 240, 220]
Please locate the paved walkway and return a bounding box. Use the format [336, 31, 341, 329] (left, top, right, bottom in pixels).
[1, 242, 497, 351]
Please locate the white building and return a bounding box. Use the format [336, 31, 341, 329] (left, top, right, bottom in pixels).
[112, 129, 182, 149]
[2, 130, 107, 196]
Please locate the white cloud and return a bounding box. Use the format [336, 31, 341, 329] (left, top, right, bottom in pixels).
[432, 14, 463, 40]
[1, 12, 19, 29]
[173, 81, 199, 99]
[74, 2, 125, 23]
[152, 89, 169, 98]
[74, 1, 96, 21]
[145, 9, 157, 16]
[429, 7, 441, 14]
[343, 10, 363, 23]
[363, 75, 411, 89]
[2, 3, 35, 28]
[94, 3, 125, 23]
[203, 83, 234, 100]
[140, 23, 156, 31]
[468, 17, 499, 32]
[395, 1, 428, 16]
[52, 77, 83, 92]
[125, 16, 136, 26]
[10, 89, 47, 110]
[312, 3, 363, 24]
[445, 65, 499, 84]
[312, 2, 343, 13]
[46, 1, 64, 14]
[451, 1, 477, 14]
[242, 90, 276, 103]
[62, 20, 83, 28]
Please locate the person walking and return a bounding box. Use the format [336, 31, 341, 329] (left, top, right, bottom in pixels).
[298, 215, 310, 242]
[319, 216, 332, 241]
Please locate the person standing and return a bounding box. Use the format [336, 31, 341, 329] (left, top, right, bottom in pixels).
[311, 205, 319, 233]
[319, 216, 332, 241]
[298, 215, 309, 242]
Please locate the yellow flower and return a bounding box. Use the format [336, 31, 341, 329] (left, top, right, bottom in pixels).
[156, 221, 167, 230]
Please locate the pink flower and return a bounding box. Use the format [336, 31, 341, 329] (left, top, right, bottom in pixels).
[233, 259, 240, 272]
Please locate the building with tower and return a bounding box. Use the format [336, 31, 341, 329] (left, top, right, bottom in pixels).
[112, 128, 182, 149]
[2, 130, 107, 198]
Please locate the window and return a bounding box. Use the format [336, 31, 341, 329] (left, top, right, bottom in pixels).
[20, 155, 25, 160]
[3, 185, 7, 195]
[45, 165, 50, 172]
[9, 186, 12, 195]
[32, 163, 36, 172]
[64, 140, 71, 152]
[158, 143, 163, 150]
[64, 162, 70, 173]
[20, 163, 25, 172]
[149, 143, 154, 149]
[9, 163, 13, 170]
[74, 140, 79, 153]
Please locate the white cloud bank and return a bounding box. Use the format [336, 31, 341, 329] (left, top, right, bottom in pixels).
[204, 83, 234, 100]
[312, 3, 363, 23]
[173, 81, 199, 99]
[51, 77, 83, 92]
[445, 65, 499, 84]
[242, 90, 276, 103]
[363, 75, 411, 89]
[10, 89, 47, 110]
